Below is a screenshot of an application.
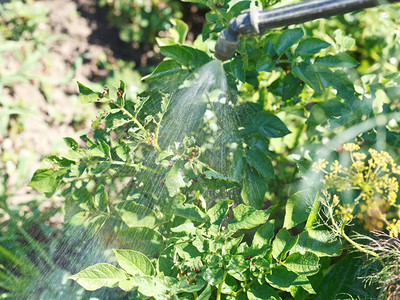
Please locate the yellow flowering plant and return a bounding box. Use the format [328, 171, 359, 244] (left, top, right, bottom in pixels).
[313, 143, 400, 239]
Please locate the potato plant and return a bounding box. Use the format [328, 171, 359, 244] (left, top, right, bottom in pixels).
[29, 79, 340, 299]
[98, 0, 182, 44]
[28, 0, 400, 298]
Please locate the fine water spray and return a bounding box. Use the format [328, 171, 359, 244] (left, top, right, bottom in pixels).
[215, 0, 400, 61]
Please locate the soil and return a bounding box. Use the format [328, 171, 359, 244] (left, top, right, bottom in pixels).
[2, 0, 109, 209]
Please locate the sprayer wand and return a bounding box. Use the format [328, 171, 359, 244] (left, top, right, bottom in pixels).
[215, 0, 400, 61]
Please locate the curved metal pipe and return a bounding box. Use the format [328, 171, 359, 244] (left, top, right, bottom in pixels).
[215, 0, 400, 61]
[214, 10, 257, 60]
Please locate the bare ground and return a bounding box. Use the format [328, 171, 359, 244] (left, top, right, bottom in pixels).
[1, 0, 138, 209]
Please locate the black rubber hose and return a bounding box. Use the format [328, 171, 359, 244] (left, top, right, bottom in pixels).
[258, 0, 400, 33]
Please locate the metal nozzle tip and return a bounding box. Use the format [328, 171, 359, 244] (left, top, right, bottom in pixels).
[214, 29, 240, 61]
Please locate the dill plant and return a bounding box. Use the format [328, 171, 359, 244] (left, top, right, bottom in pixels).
[313, 143, 400, 237]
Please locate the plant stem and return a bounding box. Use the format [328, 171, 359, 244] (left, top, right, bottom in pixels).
[340, 227, 382, 262]
[216, 269, 227, 300]
[327, 204, 383, 265]
[110, 160, 159, 174]
[121, 107, 146, 133]
[232, 278, 257, 297]
[121, 107, 162, 153]
[152, 138, 162, 153]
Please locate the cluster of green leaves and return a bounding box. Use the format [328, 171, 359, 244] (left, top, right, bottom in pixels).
[98, 0, 182, 44]
[29, 79, 372, 298]
[69, 192, 344, 299]
[145, 0, 382, 206]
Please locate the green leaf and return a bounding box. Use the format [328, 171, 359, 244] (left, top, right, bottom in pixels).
[284, 251, 320, 276]
[228, 1, 251, 15]
[295, 38, 331, 56]
[256, 54, 275, 72]
[69, 263, 127, 291]
[67, 211, 90, 226]
[157, 245, 175, 276]
[77, 81, 99, 103]
[98, 140, 111, 158]
[202, 266, 224, 286]
[248, 282, 281, 300]
[292, 62, 322, 93]
[44, 155, 75, 168]
[171, 222, 196, 234]
[272, 228, 298, 262]
[197, 284, 212, 300]
[165, 161, 186, 197]
[341, 36, 356, 50]
[265, 266, 299, 292]
[173, 203, 207, 223]
[291, 229, 342, 257]
[115, 201, 157, 228]
[113, 249, 154, 276]
[176, 243, 202, 260]
[228, 204, 271, 232]
[254, 256, 272, 273]
[118, 227, 163, 256]
[181, 45, 211, 67]
[282, 73, 303, 100]
[227, 255, 249, 281]
[135, 276, 169, 297]
[224, 235, 244, 254]
[160, 45, 194, 67]
[253, 221, 275, 248]
[94, 184, 108, 210]
[241, 167, 268, 209]
[247, 148, 274, 179]
[172, 19, 188, 44]
[28, 168, 66, 194]
[156, 149, 174, 162]
[203, 170, 240, 189]
[314, 53, 359, 68]
[232, 56, 245, 82]
[229, 146, 246, 182]
[265, 266, 315, 294]
[207, 199, 233, 226]
[275, 28, 304, 56]
[63, 137, 79, 150]
[88, 162, 109, 175]
[284, 189, 318, 230]
[174, 277, 207, 293]
[306, 100, 346, 127]
[241, 111, 291, 138]
[220, 274, 238, 295]
[318, 69, 357, 102]
[305, 192, 321, 230]
[334, 29, 356, 51]
[118, 80, 126, 104]
[118, 278, 136, 291]
[290, 286, 310, 300]
[143, 60, 182, 81]
[314, 254, 363, 300]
